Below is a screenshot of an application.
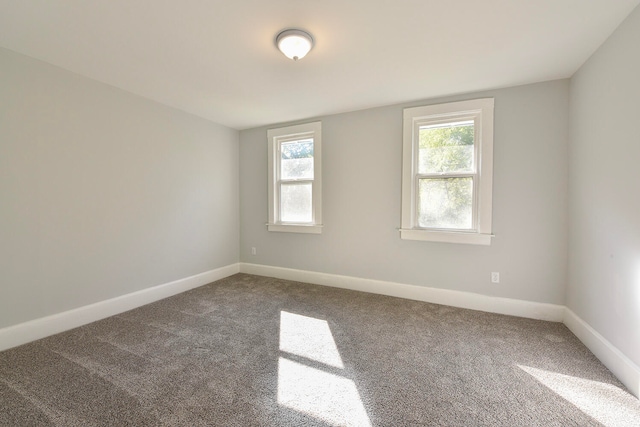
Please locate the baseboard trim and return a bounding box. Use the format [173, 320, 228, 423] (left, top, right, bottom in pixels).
[239, 263, 565, 322]
[0, 263, 240, 352]
[563, 308, 640, 397]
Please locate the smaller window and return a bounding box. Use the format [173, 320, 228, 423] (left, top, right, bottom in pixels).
[401, 99, 494, 245]
[267, 122, 322, 234]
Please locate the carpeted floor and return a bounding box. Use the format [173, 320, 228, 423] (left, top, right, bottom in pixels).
[1, 273, 639, 426]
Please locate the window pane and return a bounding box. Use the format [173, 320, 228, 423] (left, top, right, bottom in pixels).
[418, 178, 473, 229]
[418, 121, 474, 174]
[281, 139, 314, 180]
[281, 183, 312, 223]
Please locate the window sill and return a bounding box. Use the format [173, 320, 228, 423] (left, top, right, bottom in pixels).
[267, 224, 323, 234]
[399, 228, 492, 245]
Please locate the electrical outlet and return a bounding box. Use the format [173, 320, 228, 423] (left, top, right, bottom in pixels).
[251, 247, 257, 256]
[491, 272, 500, 283]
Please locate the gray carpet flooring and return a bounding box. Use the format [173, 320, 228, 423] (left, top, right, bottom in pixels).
[1, 273, 639, 426]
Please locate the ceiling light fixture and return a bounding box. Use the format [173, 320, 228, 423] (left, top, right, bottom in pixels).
[276, 29, 314, 61]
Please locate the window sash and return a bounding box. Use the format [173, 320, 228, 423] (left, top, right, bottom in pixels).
[276, 137, 315, 224]
[278, 180, 315, 224]
[414, 175, 477, 232]
[277, 140, 315, 182]
[412, 116, 480, 231]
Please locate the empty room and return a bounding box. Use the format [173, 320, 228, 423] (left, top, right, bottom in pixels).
[1, 1, 640, 426]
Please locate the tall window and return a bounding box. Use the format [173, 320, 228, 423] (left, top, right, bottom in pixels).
[401, 99, 494, 245]
[267, 122, 322, 234]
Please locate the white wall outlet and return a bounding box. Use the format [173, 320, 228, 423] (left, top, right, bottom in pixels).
[251, 247, 257, 256]
[491, 272, 500, 283]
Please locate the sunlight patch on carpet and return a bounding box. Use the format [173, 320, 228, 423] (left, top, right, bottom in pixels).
[519, 365, 640, 427]
[279, 311, 344, 369]
[278, 358, 371, 427]
[278, 311, 371, 426]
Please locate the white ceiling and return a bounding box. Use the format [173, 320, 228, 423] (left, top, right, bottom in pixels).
[1, 1, 638, 130]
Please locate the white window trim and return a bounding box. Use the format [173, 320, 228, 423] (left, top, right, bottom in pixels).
[267, 121, 322, 234]
[400, 98, 494, 245]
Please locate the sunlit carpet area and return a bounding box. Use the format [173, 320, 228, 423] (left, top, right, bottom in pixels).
[1, 273, 639, 426]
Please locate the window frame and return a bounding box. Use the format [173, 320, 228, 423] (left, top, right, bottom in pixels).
[400, 98, 494, 245]
[267, 122, 322, 234]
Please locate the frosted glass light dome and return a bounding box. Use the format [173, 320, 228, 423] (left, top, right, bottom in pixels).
[276, 29, 314, 61]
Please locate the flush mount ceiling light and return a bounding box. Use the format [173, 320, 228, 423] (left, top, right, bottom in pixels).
[276, 29, 314, 61]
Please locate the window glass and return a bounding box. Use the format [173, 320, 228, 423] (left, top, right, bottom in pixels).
[281, 183, 313, 223]
[418, 178, 473, 229]
[418, 121, 474, 174]
[281, 139, 314, 180]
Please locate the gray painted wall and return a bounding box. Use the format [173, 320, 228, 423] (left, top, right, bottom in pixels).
[568, 6, 640, 367]
[0, 48, 239, 329]
[240, 80, 569, 304]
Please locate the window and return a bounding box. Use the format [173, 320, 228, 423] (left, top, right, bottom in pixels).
[400, 98, 494, 245]
[267, 122, 322, 234]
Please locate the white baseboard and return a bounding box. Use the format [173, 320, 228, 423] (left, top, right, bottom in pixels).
[239, 263, 565, 322]
[0, 263, 240, 352]
[564, 308, 640, 397]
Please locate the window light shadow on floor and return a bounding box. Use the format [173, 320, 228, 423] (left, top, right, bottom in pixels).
[277, 311, 372, 427]
[279, 310, 344, 369]
[518, 365, 640, 427]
